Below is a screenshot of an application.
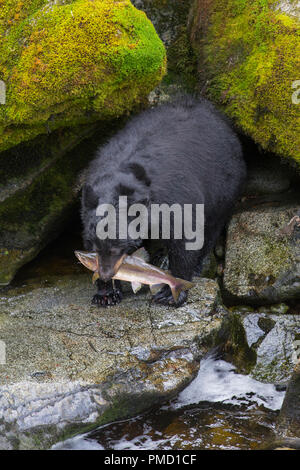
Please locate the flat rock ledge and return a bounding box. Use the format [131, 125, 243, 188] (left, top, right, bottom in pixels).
[0, 275, 224, 449]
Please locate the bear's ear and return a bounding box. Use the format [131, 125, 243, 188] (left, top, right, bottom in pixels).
[83, 184, 99, 210]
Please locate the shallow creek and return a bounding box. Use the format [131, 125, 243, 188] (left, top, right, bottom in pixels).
[53, 356, 284, 450]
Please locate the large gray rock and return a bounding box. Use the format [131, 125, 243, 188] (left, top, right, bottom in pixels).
[223, 203, 300, 303]
[0, 274, 224, 449]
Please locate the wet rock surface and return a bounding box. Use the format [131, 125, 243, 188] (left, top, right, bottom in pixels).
[242, 312, 300, 383]
[0, 273, 224, 449]
[132, 0, 193, 49]
[0, 0, 167, 285]
[223, 201, 300, 304]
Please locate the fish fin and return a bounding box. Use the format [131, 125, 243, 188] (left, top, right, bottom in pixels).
[171, 279, 195, 302]
[132, 247, 150, 262]
[149, 283, 164, 294]
[92, 272, 99, 284]
[131, 281, 142, 293]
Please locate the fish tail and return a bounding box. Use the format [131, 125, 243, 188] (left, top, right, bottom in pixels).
[171, 279, 195, 302]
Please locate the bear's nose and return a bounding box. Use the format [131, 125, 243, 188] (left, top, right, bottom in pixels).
[98, 264, 115, 282]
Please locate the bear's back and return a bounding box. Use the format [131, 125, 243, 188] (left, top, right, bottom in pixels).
[84, 95, 246, 208]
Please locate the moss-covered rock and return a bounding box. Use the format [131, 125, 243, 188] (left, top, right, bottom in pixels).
[0, 0, 166, 151]
[189, 0, 300, 164]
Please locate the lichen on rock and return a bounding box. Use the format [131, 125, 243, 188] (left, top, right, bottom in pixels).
[223, 203, 300, 303]
[0, 0, 166, 151]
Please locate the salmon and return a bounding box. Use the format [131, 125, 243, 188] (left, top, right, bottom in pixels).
[75, 248, 194, 302]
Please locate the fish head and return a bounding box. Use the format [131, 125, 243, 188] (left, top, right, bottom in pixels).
[75, 249, 125, 281]
[94, 237, 142, 281]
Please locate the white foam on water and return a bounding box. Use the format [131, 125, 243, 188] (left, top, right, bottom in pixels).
[108, 433, 168, 451]
[173, 356, 285, 411]
[52, 426, 169, 451]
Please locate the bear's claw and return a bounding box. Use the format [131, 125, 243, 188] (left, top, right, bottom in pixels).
[152, 285, 187, 308]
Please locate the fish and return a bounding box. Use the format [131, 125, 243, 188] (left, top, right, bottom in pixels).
[74, 248, 195, 302]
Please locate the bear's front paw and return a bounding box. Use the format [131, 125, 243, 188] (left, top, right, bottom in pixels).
[152, 285, 187, 307]
[92, 289, 123, 307]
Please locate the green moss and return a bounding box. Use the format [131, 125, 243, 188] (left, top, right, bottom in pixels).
[252, 358, 293, 383]
[0, 0, 166, 151]
[0, 126, 98, 235]
[190, 0, 300, 164]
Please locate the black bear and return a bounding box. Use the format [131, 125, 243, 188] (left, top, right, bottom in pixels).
[81, 95, 246, 307]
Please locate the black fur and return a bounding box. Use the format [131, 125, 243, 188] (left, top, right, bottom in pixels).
[81, 95, 246, 307]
